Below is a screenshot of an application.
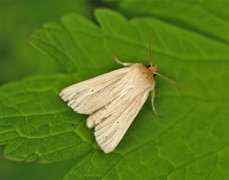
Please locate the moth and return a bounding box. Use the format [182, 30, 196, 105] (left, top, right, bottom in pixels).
[60, 56, 173, 153]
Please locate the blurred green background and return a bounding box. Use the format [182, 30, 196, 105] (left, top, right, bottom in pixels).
[0, 0, 116, 179]
[0, 0, 91, 85]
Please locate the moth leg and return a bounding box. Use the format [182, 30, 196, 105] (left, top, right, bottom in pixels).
[151, 89, 158, 116]
[113, 56, 133, 67]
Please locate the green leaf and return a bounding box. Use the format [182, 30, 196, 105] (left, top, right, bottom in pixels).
[1, 8, 229, 179]
[119, 0, 229, 43]
[0, 74, 94, 162]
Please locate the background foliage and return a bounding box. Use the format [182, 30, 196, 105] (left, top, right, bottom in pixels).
[0, 0, 228, 179]
[0, 0, 91, 84]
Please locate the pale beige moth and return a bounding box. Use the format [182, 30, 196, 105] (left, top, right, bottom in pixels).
[60, 57, 170, 153]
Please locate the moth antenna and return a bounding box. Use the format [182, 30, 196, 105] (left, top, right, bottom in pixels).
[147, 29, 155, 67]
[155, 72, 177, 85]
[155, 72, 199, 96]
[149, 42, 153, 67]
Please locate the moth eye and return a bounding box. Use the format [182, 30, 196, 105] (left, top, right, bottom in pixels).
[153, 74, 157, 77]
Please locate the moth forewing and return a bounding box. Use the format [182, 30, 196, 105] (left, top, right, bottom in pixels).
[94, 88, 153, 153]
[60, 63, 157, 153]
[60, 67, 130, 114]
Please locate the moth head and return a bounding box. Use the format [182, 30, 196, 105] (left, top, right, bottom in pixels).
[145, 64, 157, 76]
